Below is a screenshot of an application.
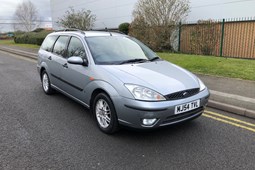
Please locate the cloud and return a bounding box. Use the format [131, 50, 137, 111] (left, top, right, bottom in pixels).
[0, 0, 51, 20]
[0, 1, 21, 18]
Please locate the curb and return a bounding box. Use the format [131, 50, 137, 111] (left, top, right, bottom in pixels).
[0, 46, 37, 60]
[208, 100, 255, 119]
[1, 46, 255, 120]
[208, 90, 255, 113]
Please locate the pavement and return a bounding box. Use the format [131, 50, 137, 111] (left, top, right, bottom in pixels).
[0, 44, 255, 119]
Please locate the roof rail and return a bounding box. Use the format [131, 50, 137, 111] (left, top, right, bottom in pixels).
[54, 28, 85, 35]
[109, 30, 126, 35]
[91, 28, 126, 35]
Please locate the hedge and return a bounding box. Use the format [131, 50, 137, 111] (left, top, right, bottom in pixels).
[14, 30, 52, 46]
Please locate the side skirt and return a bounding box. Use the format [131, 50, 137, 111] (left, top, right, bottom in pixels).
[51, 84, 90, 109]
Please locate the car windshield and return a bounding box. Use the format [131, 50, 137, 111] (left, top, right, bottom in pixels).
[85, 36, 159, 65]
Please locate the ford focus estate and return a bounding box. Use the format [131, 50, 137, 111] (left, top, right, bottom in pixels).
[37, 30, 210, 134]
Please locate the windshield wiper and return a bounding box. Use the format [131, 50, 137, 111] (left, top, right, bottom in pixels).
[149, 56, 161, 62]
[119, 58, 148, 64]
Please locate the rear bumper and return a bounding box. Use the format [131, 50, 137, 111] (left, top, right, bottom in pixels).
[37, 64, 41, 74]
[112, 88, 210, 129]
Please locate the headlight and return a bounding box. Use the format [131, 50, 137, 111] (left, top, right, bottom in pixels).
[125, 84, 166, 101]
[198, 78, 206, 91]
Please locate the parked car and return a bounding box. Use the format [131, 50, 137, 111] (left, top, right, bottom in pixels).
[37, 30, 210, 134]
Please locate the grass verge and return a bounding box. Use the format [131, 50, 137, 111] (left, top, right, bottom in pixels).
[0, 39, 40, 49]
[158, 53, 255, 81]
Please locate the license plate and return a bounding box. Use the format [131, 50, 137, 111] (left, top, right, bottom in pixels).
[174, 100, 200, 115]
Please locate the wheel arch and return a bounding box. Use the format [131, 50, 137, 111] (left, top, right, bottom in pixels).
[39, 62, 49, 80]
[86, 81, 120, 109]
[90, 88, 112, 109]
[40, 67, 46, 80]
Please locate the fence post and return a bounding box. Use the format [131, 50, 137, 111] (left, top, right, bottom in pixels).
[178, 22, 182, 52]
[220, 19, 225, 57]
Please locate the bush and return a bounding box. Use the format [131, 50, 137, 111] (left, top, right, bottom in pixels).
[14, 30, 52, 45]
[32, 28, 45, 32]
[189, 20, 221, 55]
[118, 22, 130, 35]
[129, 17, 175, 52]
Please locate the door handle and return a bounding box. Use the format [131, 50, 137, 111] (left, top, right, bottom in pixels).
[48, 56, 52, 60]
[63, 63, 68, 68]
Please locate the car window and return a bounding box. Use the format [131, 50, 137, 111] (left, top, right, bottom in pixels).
[86, 36, 158, 65]
[41, 35, 58, 52]
[52, 36, 69, 57]
[67, 37, 86, 59]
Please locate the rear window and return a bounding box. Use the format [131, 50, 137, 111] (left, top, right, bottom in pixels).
[52, 36, 69, 57]
[41, 35, 58, 52]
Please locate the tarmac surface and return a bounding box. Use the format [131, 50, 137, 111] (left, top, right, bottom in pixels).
[0, 45, 254, 119]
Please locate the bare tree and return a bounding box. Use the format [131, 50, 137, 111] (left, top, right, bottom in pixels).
[129, 0, 189, 51]
[14, 0, 39, 32]
[57, 7, 96, 30]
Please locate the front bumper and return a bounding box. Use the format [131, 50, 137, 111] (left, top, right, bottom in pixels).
[112, 88, 210, 129]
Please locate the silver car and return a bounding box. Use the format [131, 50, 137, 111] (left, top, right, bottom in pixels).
[37, 30, 210, 134]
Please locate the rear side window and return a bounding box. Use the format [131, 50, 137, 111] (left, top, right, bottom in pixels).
[52, 36, 69, 57]
[41, 35, 58, 52]
[67, 37, 86, 59]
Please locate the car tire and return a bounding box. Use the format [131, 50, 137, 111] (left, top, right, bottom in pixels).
[93, 93, 119, 134]
[41, 70, 54, 95]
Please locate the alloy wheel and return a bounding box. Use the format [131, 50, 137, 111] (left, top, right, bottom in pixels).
[95, 99, 111, 128]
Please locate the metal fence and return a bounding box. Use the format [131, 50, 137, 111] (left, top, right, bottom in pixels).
[179, 18, 255, 59]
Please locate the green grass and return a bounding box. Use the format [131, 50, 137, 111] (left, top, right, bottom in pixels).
[158, 53, 255, 81]
[0, 39, 40, 49]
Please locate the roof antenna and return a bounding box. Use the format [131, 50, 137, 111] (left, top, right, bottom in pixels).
[103, 22, 112, 36]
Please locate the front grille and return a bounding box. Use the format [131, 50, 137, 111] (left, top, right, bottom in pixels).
[161, 107, 204, 126]
[165, 88, 200, 100]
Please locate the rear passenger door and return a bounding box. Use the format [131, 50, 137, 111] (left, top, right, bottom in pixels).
[50, 35, 70, 88]
[39, 35, 58, 84]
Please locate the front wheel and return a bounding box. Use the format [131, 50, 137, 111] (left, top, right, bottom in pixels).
[92, 93, 119, 134]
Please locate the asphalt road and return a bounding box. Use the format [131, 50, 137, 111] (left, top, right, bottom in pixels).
[0, 51, 255, 170]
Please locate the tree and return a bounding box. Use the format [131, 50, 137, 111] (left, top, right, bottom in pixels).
[118, 23, 130, 35]
[14, 0, 39, 32]
[129, 0, 189, 51]
[57, 7, 96, 30]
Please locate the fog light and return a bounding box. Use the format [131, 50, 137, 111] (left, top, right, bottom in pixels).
[142, 118, 157, 126]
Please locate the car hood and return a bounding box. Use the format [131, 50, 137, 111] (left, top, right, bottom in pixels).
[100, 61, 200, 95]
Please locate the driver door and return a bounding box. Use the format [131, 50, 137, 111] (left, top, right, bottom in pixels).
[60, 36, 91, 101]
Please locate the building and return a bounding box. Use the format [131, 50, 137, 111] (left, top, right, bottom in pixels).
[50, 0, 255, 30]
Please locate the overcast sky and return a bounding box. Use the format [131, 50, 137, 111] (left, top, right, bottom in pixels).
[1, 0, 255, 31]
[0, 0, 51, 20]
[0, 0, 51, 32]
[188, 0, 255, 21]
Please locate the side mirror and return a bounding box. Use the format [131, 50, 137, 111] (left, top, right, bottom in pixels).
[67, 56, 88, 66]
[82, 58, 88, 66]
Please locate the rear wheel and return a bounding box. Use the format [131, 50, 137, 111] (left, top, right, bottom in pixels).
[93, 93, 119, 134]
[41, 70, 54, 95]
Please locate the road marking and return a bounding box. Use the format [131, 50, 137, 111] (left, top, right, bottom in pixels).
[203, 110, 255, 133]
[203, 114, 255, 133]
[204, 110, 255, 127]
